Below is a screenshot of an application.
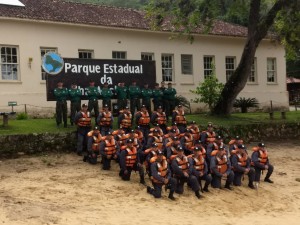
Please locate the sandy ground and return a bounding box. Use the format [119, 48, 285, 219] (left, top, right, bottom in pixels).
[0, 141, 300, 225]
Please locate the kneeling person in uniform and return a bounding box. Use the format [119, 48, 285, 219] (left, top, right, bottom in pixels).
[84, 126, 102, 164]
[119, 139, 145, 184]
[147, 150, 177, 200]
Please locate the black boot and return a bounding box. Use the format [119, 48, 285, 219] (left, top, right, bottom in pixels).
[140, 176, 146, 185]
[224, 183, 233, 190]
[168, 191, 175, 201]
[203, 184, 210, 192]
[264, 178, 274, 183]
[248, 182, 255, 189]
[147, 186, 153, 194]
[195, 190, 201, 199]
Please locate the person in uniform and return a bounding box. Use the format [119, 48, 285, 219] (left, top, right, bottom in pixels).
[97, 104, 113, 136]
[152, 83, 163, 111]
[128, 80, 141, 116]
[147, 150, 177, 200]
[151, 105, 167, 134]
[251, 142, 274, 183]
[84, 126, 102, 164]
[171, 147, 202, 199]
[200, 122, 216, 149]
[87, 80, 100, 123]
[119, 139, 145, 184]
[135, 105, 151, 143]
[231, 144, 255, 189]
[188, 147, 212, 192]
[54, 81, 68, 127]
[164, 82, 177, 120]
[99, 132, 119, 170]
[118, 106, 132, 133]
[210, 146, 234, 190]
[68, 82, 81, 126]
[74, 104, 92, 156]
[180, 129, 194, 156]
[115, 82, 128, 110]
[187, 121, 201, 142]
[160, 81, 167, 111]
[101, 82, 113, 110]
[172, 105, 187, 133]
[141, 83, 153, 113]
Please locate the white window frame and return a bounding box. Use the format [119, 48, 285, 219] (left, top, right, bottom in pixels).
[41, 47, 58, 80]
[181, 54, 193, 75]
[267, 58, 277, 83]
[78, 49, 94, 59]
[248, 57, 257, 83]
[161, 54, 174, 82]
[225, 56, 236, 81]
[112, 51, 126, 59]
[203, 56, 215, 79]
[0, 45, 19, 81]
[141, 52, 154, 61]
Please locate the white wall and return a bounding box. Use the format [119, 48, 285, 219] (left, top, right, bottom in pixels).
[0, 19, 288, 114]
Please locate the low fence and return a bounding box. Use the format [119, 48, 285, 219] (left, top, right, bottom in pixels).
[0, 122, 299, 158]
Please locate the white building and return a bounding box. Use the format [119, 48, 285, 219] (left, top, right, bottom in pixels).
[0, 0, 288, 115]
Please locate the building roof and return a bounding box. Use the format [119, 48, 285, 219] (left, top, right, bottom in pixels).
[0, 0, 249, 37]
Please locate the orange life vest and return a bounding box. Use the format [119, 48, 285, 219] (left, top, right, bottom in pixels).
[138, 111, 150, 125]
[214, 155, 228, 174]
[150, 156, 168, 183]
[174, 110, 187, 124]
[253, 148, 268, 165]
[87, 131, 102, 151]
[232, 150, 248, 170]
[154, 111, 167, 125]
[104, 138, 117, 156]
[188, 125, 200, 140]
[125, 147, 137, 167]
[184, 134, 194, 149]
[77, 111, 92, 127]
[203, 131, 216, 143]
[166, 126, 181, 137]
[149, 127, 164, 137]
[99, 111, 112, 126]
[188, 154, 205, 173]
[120, 111, 132, 128]
[175, 156, 189, 173]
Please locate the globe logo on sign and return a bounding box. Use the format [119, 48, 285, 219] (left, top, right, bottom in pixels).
[42, 52, 64, 75]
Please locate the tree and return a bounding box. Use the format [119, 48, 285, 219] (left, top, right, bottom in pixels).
[146, 0, 299, 115]
[190, 74, 224, 112]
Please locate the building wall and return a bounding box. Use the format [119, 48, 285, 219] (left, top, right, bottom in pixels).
[0, 19, 288, 114]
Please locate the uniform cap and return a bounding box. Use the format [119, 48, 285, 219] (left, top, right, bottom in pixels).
[218, 146, 225, 150]
[157, 150, 163, 155]
[153, 129, 159, 132]
[216, 135, 222, 140]
[171, 129, 176, 133]
[195, 140, 202, 144]
[157, 105, 162, 109]
[127, 139, 134, 143]
[172, 122, 177, 126]
[172, 136, 178, 141]
[207, 122, 213, 128]
[194, 147, 201, 151]
[152, 143, 158, 147]
[191, 121, 196, 124]
[155, 123, 159, 127]
[129, 129, 135, 133]
[177, 146, 184, 152]
[141, 105, 146, 108]
[178, 104, 182, 108]
[125, 106, 129, 109]
[82, 103, 88, 108]
[235, 135, 240, 140]
[238, 144, 246, 149]
[94, 126, 99, 130]
[107, 132, 112, 135]
[103, 104, 108, 108]
[258, 143, 265, 147]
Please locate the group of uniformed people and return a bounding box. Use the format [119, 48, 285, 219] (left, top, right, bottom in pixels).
[53, 80, 177, 128]
[72, 102, 274, 201]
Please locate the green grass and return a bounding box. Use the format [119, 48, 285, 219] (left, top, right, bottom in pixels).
[0, 111, 299, 135]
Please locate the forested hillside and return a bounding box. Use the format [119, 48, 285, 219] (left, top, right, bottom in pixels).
[68, 0, 149, 9]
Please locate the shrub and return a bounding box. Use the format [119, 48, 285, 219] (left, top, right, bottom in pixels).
[233, 97, 259, 113]
[16, 112, 28, 120]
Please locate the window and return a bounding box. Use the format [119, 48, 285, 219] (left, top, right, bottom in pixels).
[41, 47, 57, 80]
[181, 54, 193, 75]
[203, 56, 215, 79]
[225, 57, 236, 81]
[141, 53, 154, 61]
[112, 51, 126, 59]
[267, 58, 276, 83]
[161, 54, 174, 82]
[78, 50, 94, 59]
[0, 46, 19, 81]
[248, 57, 257, 83]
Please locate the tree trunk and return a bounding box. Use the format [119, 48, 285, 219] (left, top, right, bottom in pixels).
[212, 0, 292, 116]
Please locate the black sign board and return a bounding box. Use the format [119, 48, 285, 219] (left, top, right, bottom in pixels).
[46, 58, 156, 101]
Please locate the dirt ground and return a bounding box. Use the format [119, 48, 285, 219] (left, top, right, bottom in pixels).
[0, 141, 300, 225]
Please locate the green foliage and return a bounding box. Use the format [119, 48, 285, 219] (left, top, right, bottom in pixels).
[16, 113, 28, 120]
[175, 95, 191, 113]
[233, 97, 259, 113]
[190, 75, 224, 112]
